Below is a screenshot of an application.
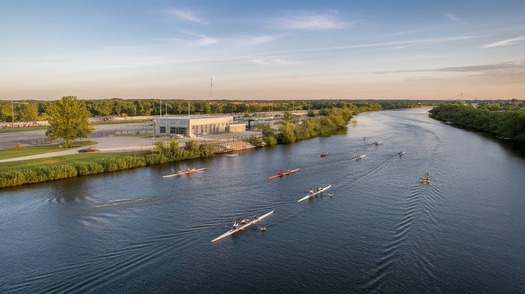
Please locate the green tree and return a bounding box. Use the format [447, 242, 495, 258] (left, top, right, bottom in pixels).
[282, 111, 294, 123]
[0, 103, 13, 122]
[278, 122, 296, 144]
[18, 103, 39, 121]
[247, 135, 264, 147]
[45, 96, 94, 147]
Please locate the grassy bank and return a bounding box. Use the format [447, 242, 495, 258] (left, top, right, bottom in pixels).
[0, 141, 96, 160]
[0, 141, 215, 188]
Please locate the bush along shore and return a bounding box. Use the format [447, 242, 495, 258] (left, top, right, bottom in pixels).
[0, 140, 215, 188]
[247, 108, 353, 147]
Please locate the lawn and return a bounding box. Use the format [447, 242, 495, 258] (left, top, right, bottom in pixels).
[0, 150, 149, 171]
[0, 141, 97, 160]
[0, 126, 47, 133]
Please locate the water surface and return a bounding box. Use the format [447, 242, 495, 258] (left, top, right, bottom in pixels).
[1, 108, 525, 293]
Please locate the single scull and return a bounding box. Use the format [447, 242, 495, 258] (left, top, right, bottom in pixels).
[352, 154, 366, 161]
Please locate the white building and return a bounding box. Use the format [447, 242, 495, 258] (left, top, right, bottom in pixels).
[152, 116, 244, 137]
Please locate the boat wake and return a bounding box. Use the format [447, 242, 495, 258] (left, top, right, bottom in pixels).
[358, 118, 446, 292]
[92, 196, 168, 209]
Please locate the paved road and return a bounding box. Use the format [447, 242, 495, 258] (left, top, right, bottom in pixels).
[0, 136, 155, 163]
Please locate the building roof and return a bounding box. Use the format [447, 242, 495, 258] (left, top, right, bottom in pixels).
[154, 115, 231, 120]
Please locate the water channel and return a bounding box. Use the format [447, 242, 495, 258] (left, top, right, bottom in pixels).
[1, 108, 524, 293]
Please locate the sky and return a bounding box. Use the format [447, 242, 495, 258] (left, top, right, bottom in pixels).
[1, 0, 524, 100]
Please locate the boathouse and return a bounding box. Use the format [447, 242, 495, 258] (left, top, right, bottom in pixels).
[152, 116, 244, 137]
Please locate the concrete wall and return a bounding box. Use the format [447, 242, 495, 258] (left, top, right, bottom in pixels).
[227, 123, 246, 133]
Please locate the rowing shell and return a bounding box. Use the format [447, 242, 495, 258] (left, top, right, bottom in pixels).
[268, 168, 300, 179]
[352, 155, 366, 161]
[297, 185, 332, 202]
[162, 167, 207, 178]
[211, 210, 274, 243]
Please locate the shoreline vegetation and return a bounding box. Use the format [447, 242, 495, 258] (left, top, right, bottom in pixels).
[429, 101, 525, 142]
[0, 141, 216, 188]
[1, 100, 433, 188]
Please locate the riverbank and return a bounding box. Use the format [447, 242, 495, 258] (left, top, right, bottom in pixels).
[0, 140, 218, 188]
[0, 105, 421, 188]
[0, 122, 343, 188]
[429, 103, 525, 142]
[0, 120, 263, 188]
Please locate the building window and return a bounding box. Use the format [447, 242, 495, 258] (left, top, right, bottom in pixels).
[159, 126, 166, 133]
[170, 127, 176, 134]
[173, 127, 187, 135]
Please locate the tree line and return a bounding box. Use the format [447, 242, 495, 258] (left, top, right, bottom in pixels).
[1, 98, 432, 122]
[247, 107, 354, 147]
[429, 102, 525, 141]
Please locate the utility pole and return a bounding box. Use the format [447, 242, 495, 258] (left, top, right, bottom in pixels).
[11, 100, 14, 128]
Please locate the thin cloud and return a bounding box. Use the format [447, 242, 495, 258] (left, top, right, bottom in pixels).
[406, 76, 441, 82]
[166, 8, 206, 24]
[170, 33, 283, 47]
[174, 32, 217, 47]
[164, 32, 282, 49]
[273, 10, 346, 30]
[187, 34, 217, 47]
[250, 56, 296, 65]
[445, 13, 463, 22]
[384, 30, 417, 37]
[376, 60, 525, 79]
[233, 34, 286, 46]
[284, 35, 479, 54]
[483, 36, 525, 48]
[438, 60, 525, 77]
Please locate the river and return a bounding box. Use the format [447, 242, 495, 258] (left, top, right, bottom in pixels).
[1, 108, 524, 293]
